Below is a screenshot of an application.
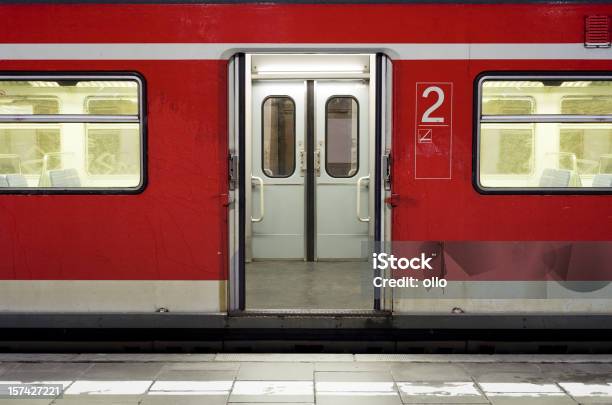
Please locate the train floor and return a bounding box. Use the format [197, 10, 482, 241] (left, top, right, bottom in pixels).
[0, 354, 611, 404]
[245, 260, 373, 310]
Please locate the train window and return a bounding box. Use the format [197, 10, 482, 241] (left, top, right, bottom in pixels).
[262, 96, 295, 178]
[86, 98, 140, 176]
[477, 77, 612, 191]
[559, 97, 612, 177]
[0, 97, 61, 176]
[0, 76, 144, 192]
[480, 97, 535, 176]
[326, 96, 359, 178]
[86, 97, 138, 115]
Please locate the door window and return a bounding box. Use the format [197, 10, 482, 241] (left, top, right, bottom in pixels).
[262, 96, 295, 178]
[325, 96, 359, 178]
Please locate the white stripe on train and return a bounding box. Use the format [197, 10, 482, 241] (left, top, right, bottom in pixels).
[1, 43, 612, 60]
[0, 280, 610, 313]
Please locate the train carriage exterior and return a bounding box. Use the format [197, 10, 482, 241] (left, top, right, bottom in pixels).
[0, 1, 612, 336]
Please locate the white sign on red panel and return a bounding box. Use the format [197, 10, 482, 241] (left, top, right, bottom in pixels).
[414, 82, 453, 179]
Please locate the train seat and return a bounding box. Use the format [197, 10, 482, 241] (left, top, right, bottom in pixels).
[538, 168, 571, 187]
[48, 168, 81, 187]
[592, 174, 612, 187]
[6, 174, 28, 187]
[0, 174, 28, 187]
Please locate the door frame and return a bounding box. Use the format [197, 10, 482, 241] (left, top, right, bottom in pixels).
[228, 52, 393, 313]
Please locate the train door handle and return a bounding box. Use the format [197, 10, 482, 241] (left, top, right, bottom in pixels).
[356, 175, 370, 222]
[251, 176, 265, 222]
[299, 141, 305, 177]
[315, 141, 322, 177]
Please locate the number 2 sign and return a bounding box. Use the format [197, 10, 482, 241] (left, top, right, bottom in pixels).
[414, 82, 453, 179]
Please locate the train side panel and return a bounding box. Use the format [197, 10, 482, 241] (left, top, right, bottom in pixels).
[0, 4, 611, 314]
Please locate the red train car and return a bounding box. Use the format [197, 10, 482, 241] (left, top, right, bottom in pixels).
[0, 1, 611, 332]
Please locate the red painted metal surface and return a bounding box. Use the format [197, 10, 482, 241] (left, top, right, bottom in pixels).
[0, 4, 597, 44]
[0, 4, 611, 281]
[0, 60, 228, 280]
[394, 59, 612, 244]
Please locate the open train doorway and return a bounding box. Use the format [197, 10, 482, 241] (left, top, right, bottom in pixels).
[228, 53, 392, 312]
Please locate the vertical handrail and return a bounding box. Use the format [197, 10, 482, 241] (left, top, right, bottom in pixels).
[251, 176, 264, 222]
[356, 175, 370, 222]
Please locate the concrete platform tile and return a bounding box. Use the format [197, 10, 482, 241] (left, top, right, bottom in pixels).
[486, 393, 577, 405]
[0, 400, 53, 405]
[559, 382, 612, 403]
[391, 363, 471, 382]
[15, 362, 92, 374]
[397, 382, 489, 404]
[216, 353, 353, 362]
[64, 380, 152, 395]
[80, 363, 163, 380]
[161, 362, 241, 372]
[154, 369, 236, 382]
[473, 372, 555, 384]
[356, 355, 612, 363]
[316, 392, 403, 405]
[0, 363, 21, 377]
[74, 354, 215, 362]
[315, 371, 396, 395]
[51, 395, 142, 404]
[460, 362, 543, 378]
[150, 380, 233, 392]
[238, 362, 313, 381]
[0, 375, 74, 389]
[478, 382, 563, 394]
[314, 361, 395, 372]
[573, 398, 612, 404]
[315, 371, 393, 382]
[229, 381, 314, 403]
[540, 364, 612, 382]
[0, 354, 77, 362]
[140, 393, 229, 405]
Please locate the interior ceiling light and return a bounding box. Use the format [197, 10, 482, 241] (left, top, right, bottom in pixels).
[483, 81, 545, 88]
[560, 81, 593, 87]
[253, 64, 368, 74]
[76, 81, 137, 88]
[28, 81, 59, 87]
